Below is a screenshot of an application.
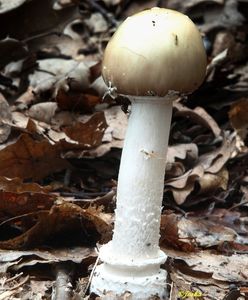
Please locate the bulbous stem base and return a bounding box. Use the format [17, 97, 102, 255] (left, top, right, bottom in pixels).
[91, 248, 167, 299]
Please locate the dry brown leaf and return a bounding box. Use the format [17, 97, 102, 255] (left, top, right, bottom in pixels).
[198, 133, 236, 173]
[165, 166, 204, 205]
[29, 59, 92, 96]
[0, 176, 62, 222]
[166, 0, 224, 12]
[0, 202, 112, 250]
[104, 106, 128, 142]
[81, 106, 128, 157]
[0, 247, 97, 274]
[161, 206, 246, 251]
[174, 102, 221, 137]
[15, 87, 36, 107]
[0, 176, 53, 193]
[62, 112, 107, 148]
[165, 165, 204, 190]
[166, 248, 248, 283]
[0, 133, 69, 180]
[8, 111, 108, 163]
[160, 212, 195, 252]
[198, 167, 229, 195]
[206, 48, 228, 78]
[11, 111, 29, 128]
[0, 190, 56, 218]
[28, 102, 58, 124]
[166, 143, 198, 170]
[56, 89, 101, 113]
[229, 98, 248, 142]
[178, 217, 236, 248]
[0, 93, 12, 143]
[168, 256, 229, 300]
[165, 166, 229, 205]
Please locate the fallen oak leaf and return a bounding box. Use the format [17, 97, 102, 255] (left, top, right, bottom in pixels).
[0, 247, 97, 267]
[6, 112, 108, 173]
[0, 176, 57, 220]
[28, 102, 58, 124]
[29, 59, 99, 98]
[164, 166, 204, 205]
[161, 210, 237, 251]
[165, 156, 229, 205]
[0, 133, 69, 180]
[165, 165, 204, 190]
[197, 167, 229, 195]
[56, 89, 101, 113]
[174, 102, 221, 138]
[0, 190, 56, 218]
[62, 112, 107, 148]
[229, 98, 248, 142]
[166, 143, 198, 170]
[160, 212, 196, 252]
[0, 202, 112, 250]
[198, 132, 236, 173]
[177, 215, 236, 248]
[0, 176, 53, 193]
[165, 248, 248, 283]
[0, 247, 97, 276]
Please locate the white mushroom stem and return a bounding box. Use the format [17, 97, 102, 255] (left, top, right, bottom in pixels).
[91, 96, 173, 299]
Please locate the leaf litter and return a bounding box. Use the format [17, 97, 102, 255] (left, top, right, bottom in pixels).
[0, 0, 248, 299]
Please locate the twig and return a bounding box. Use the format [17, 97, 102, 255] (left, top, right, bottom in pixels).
[60, 191, 110, 199]
[0, 211, 47, 228]
[81, 246, 100, 297]
[23, 31, 62, 43]
[5, 275, 29, 291]
[53, 263, 74, 300]
[228, 198, 248, 211]
[4, 272, 23, 284]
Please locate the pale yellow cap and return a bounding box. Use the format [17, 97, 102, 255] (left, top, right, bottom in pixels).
[102, 7, 207, 97]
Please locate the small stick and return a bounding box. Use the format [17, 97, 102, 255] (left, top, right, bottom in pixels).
[53, 264, 74, 300]
[81, 247, 100, 297]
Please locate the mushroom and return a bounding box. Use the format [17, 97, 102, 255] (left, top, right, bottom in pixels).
[91, 7, 207, 299]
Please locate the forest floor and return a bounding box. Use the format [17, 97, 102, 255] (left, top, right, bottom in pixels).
[0, 0, 248, 299]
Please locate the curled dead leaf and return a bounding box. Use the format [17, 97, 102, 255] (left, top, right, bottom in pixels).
[0, 202, 112, 250]
[198, 133, 236, 173]
[229, 98, 248, 142]
[62, 112, 107, 148]
[174, 102, 221, 138]
[197, 167, 229, 195]
[160, 212, 196, 252]
[28, 102, 58, 124]
[0, 133, 69, 180]
[165, 165, 204, 205]
[0, 93, 12, 143]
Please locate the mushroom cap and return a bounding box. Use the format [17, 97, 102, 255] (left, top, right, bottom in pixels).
[102, 7, 207, 97]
